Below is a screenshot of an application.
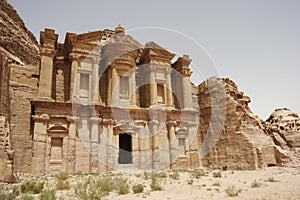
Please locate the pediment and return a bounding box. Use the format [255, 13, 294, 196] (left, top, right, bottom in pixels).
[113, 121, 139, 135]
[175, 127, 188, 138]
[47, 123, 68, 134]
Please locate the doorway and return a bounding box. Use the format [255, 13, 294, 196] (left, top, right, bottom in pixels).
[118, 133, 132, 164]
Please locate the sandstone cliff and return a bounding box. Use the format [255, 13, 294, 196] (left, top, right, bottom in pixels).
[198, 77, 289, 170]
[266, 108, 300, 166]
[0, 0, 39, 65]
[0, 54, 14, 183]
[266, 108, 300, 148]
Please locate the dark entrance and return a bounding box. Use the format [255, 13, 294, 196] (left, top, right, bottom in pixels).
[118, 133, 132, 164]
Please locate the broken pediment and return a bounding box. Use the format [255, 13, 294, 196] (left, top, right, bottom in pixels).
[47, 123, 68, 135]
[113, 121, 140, 135]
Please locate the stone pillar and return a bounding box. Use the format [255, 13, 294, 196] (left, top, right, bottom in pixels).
[38, 53, 55, 98]
[166, 69, 173, 107]
[172, 55, 193, 110]
[130, 71, 137, 107]
[149, 120, 160, 170]
[90, 117, 100, 173]
[132, 130, 140, 168]
[182, 76, 193, 109]
[137, 126, 144, 169]
[102, 119, 116, 171]
[149, 67, 157, 106]
[111, 67, 120, 106]
[66, 116, 77, 174]
[92, 60, 100, 103]
[140, 125, 152, 169]
[31, 114, 49, 176]
[98, 122, 108, 172]
[167, 121, 178, 169]
[69, 54, 79, 101]
[186, 122, 199, 168]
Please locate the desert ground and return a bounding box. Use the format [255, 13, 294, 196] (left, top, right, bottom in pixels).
[1, 165, 299, 200]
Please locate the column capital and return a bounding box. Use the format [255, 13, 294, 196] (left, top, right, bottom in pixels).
[149, 120, 159, 126]
[66, 116, 79, 123]
[40, 48, 56, 58]
[90, 117, 102, 124]
[167, 121, 177, 128]
[32, 114, 50, 123]
[102, 118, 116, 125]
[69, 53, 80, 62]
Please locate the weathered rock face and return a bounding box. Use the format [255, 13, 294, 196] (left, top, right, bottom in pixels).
[0, 54, 15, 183]
[198, 77, 281, 170]
[0, 0, 39, 65]
[266, 108, 300, 149]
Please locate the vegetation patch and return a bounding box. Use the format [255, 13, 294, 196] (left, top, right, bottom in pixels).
[132, 183, 144, 193]
[225, 185, 241, 197]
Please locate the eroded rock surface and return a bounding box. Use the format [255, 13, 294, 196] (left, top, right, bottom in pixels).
[0, 55, 15, 183]
[0, 0, 39, 65]
[266, 108, 300, 148]
[198, 77, 288, 170]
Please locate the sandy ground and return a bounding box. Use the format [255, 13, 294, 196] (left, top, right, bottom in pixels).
[101, 167, 300, 200]
[2, 166, 300, 200]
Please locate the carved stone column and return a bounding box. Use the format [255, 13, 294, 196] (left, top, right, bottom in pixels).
[92, 59, 100, 103]
[167, 121, 178, 169]
[149, 120, 160, 170]
[182, 75, 193, 109]
[186, 121, 199, 168]
[38, 51, 55, 98]
[130, 71, 137, 108]
[166, 69, 173, 107]
[90, 117, 100, 173]
[66, 116, 78, 174]
[149, 66, 157, 106]
[103, 119, 116, 171]
[31, 114, 50, 176]
[98, 121, 108, 172]
[69, 54, 79, 101]
[111, 67, 120, 106]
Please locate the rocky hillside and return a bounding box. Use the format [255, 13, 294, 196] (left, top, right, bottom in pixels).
[198, 77, 289, 170]
[0, 0, 39, 65]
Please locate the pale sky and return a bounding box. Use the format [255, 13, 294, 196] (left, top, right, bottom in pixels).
[9, 0, 300, 119]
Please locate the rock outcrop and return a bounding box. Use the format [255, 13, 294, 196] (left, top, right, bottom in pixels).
[0, 0, 39, 65]
[198, 77, 287, 170]
[0, 54, 15, 183]
[266, 108, 300, 148]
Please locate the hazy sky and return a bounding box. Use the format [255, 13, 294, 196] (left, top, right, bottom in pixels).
[9, 0, 300, 119]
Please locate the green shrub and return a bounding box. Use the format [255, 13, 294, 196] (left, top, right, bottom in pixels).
[212, 171, 222, 178]
[187, 179, 194, 185]
[0, 188, 16, 200]
[150, 174, 162, 191]
[266, 177, 278, 182]
[225, 185, 241, 197]
[20, 181, 44, 194]
[212, 182, 221, 187]
[135, 173, 142, 178]
[132, 184, 144, 193]
[12, 185, 20, 197]
[251, 180, 262, 188]
[192, 169, 206, 179]
[40, 190, 56, 200]
[21, 194, 34, 200]
[97, 176, 113, 195]
[56, 172, 69, 180]
[143, 171, 150, 180]
[75, 178, 107, 200]
[56, 179, 70, 190]
[157, 171, 168, 178]
[170, 170, 180, 180]
[113, 177, 129, 195]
